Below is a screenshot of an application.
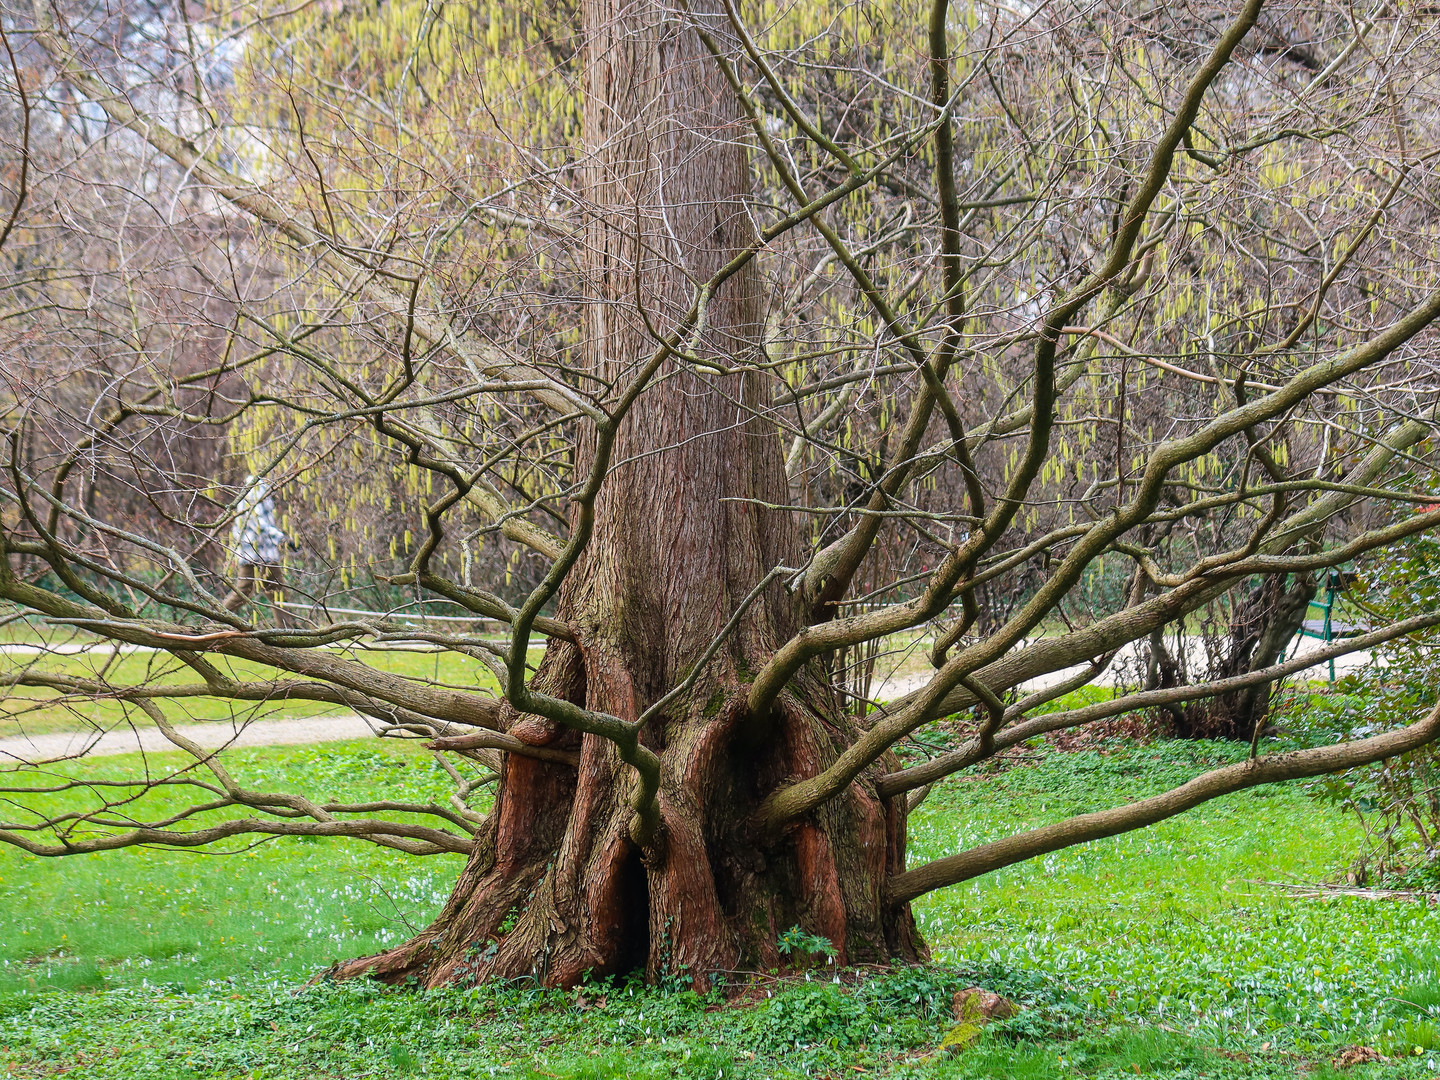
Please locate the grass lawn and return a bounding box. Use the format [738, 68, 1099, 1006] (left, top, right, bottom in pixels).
[1, 733, 1437, 1078]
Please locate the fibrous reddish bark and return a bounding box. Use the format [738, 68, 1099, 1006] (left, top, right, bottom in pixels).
[332, 0, 924, 989]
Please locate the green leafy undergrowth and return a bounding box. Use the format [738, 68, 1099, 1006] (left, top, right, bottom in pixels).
[4, 738, 1440, 1076]
[3, 963, 1433, 1080]
[0, 966, 969, 1079]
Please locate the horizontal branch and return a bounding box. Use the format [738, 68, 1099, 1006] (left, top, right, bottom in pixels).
[0, 816, 475, 857]
[887, 700, 1440, 904]
[0, 572, 514, 733]
[878, 609, 1440, 797]
[756, 406, 1435, 831]
[427, 730, 579, 765]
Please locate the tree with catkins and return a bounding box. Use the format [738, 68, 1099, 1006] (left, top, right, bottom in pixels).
[5, 0, 1440, 987]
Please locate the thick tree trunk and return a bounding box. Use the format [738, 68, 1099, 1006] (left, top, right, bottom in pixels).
[1176, 573, 1316, 740]
[332, 0, 923, 989]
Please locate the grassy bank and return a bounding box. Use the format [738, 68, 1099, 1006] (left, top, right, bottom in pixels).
[1, 736, 1437, 1078]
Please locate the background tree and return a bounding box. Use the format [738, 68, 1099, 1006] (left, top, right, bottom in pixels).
[4, 0, 1440, 988]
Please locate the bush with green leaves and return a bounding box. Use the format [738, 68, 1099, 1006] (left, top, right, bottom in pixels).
[1296, 525, 1440, 886]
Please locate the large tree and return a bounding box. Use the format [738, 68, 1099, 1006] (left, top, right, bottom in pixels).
[5, 0, 1440, 987]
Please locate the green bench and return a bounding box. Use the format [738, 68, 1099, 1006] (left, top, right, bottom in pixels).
[1290, 569, 1360, 682]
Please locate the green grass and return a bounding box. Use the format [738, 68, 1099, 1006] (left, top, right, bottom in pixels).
[912, 742, 1435, 1050]
[2, 735, 1438, 1078]
[0, 740, 473, 994]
